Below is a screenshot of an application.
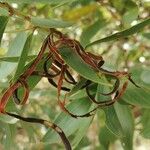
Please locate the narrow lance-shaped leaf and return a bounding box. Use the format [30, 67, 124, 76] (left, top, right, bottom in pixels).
[31, 17, 73, 28]
[71, 118, 93, 148]
[121, 66, 150, 108]
[99, 126, 117, 149]
[62, 3, 98, 22]
[122, 6, 138, 26]
[0, 32, 28, 79]
[0, 55, 37, 62]
[104, 106, 124, 137]
[80, 18, 107, 47]
[1, 0, 76, 5]
[141, 109, 150, 139]
[0, 113, 18, 124]
[122, 84, 150, 108]
[13, 33, 33, 82]
[3, 124, 17, 150]
[68, 77, 88, 97]
[86, 18, 150, 48]
[42, 96, 93, 148]
[97, 84, 124, 137]
[0, 16, 8, 45]
[114, 102, 134, 150]
[59, 46, 112, 87]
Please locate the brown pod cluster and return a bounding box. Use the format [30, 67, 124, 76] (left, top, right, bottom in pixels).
[0, 29, 139, 150]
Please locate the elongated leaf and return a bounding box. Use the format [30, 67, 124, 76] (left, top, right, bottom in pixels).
[73, 136, 90, 150]
[68, 77, 87, 97]
[59, 46, 112, 87]
[21, 122, 36, 142]
[62, 3, 98, 21]
[31, 17, 73, 28]
[86, 18, 150, 48]
[141, 109, 150, 139]
[42, 96, 93, 148]
[141, 68, 150, 84]
[1, 0, 76, 4]
[97, 82, 134, 150]
[0, 16, 8, 45]
[104, 106, 124, 137]
[0, 113, 18, 124]
[80, 18, 107, 47]
[121, 66, 150, 107]
[71, 118, 92, 148]
[122, 84, 150, 108]
[27, 57, 53, 90]
[13, 33, 33, 82]
[122, 7, 138, 26]
[3, 124, 18, 150]
[99, 126, 117, 149]
[0, 32, 28, 80]
[0, 55, 37, 62]
[114, 102, 134, 150]
[97, 84, 124, 137]
[122, 1, 138, 27]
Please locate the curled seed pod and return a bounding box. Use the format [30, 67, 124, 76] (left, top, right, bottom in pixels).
[48, 78, 70, 92]
[65, 70, 77, 85]
[44, 55, 60, 78]
[99, 78, 120, 96]
[12, 80, 29, 105]
[13, 88, 20, 104]
[128, 75, 140, 88]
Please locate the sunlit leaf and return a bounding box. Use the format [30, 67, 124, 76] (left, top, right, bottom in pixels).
[0, 16, 8, 45]
[122, 65, 150, 109]
[141, 109, 150, 139]
[122, 0, 138, 26]
[1, 0, 76, 5]
[31, 17, 73, 28]
[0, 55, 37, 62]
[13, 33, 33, 82]
[68, 77, 87, 97]
[122, 7, 138, 26]
[104, 106, 124, 137]
[80, 18, 107, 47]
[114, 102, 134, 150]
[97, 84, 124, 137]
[62, 3, 98, 21]
[141, 68, 150, 84]
[0, 113, 18, 124]
[0, 32, 28, 80]
[3, 124, 18, 150]
[86, 18, 150, 48]
[74, 136, 90, 150]
[99, 126, 117, 149]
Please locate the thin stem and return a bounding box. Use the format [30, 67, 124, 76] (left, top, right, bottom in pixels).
[4, 111, 72, 150]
